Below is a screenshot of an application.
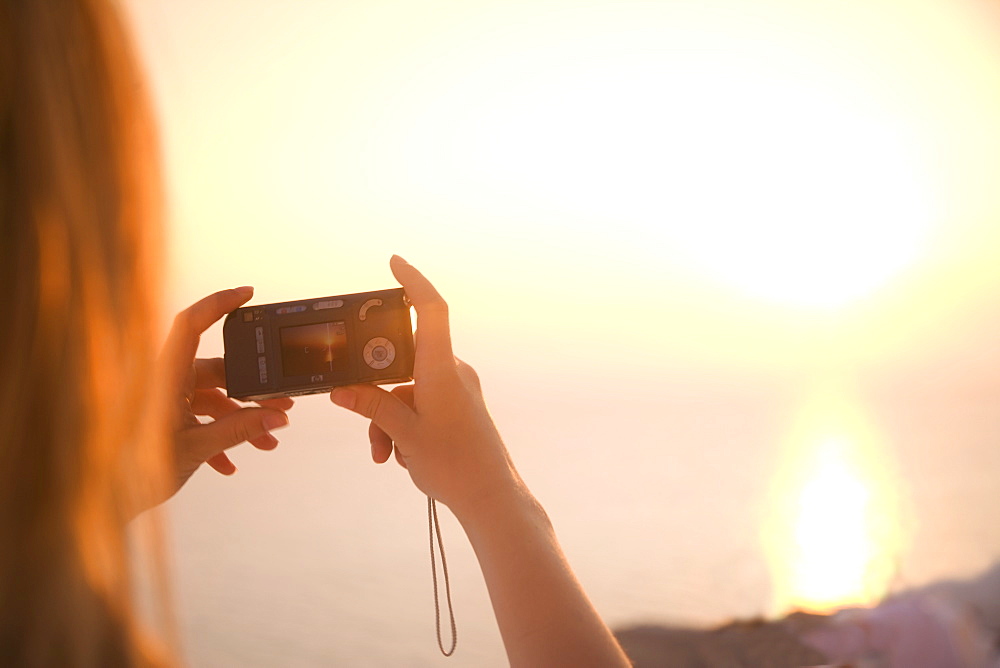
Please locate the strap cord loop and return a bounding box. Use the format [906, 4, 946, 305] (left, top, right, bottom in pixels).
[428, 496, 457, 657]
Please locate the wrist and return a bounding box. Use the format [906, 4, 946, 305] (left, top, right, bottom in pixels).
[451, 475, 551, 538]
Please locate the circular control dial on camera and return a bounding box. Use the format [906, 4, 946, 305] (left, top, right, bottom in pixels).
[363, 337, 396, 370]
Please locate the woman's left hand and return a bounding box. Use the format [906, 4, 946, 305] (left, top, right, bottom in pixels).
[161, 287, 292, 498]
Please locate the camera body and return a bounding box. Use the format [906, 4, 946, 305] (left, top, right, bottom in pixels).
[223, 288, 414, 401]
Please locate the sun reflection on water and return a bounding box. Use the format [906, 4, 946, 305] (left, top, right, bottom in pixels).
[763, 383, 909, 615]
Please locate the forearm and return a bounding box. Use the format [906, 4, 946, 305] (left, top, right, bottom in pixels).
[455, 485, 631, 668]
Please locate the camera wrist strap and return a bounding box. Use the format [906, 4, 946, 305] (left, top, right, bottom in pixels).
[428, 496, 457, 656]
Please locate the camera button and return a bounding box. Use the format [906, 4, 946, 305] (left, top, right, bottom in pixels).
[255, 326, 265, 354]
[359, 299, 383, 321]
[363, 337, 395, 370]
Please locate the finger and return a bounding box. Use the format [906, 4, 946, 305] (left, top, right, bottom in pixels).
[190, 387, 241, 416]
[331, 383, 414, 441]
[191, 388, 279, 450]
[162, 287, 254, 388]
[206, 452, 237, 475]
[394, 446, 408, 469]
[192, 359, 295, 418]
[194, 357, 226, 389]
[179, 408, 288, 462]
[176, 288, 255, 342]
[368, 421, 393, 464]
[389, 256, 453, 367]
[192, 360, 296, 413]
[257, 397, 294, 411]
[365, 383, 414, 462]
[390, 383, 415, 407]
[455, 357, 482, 391]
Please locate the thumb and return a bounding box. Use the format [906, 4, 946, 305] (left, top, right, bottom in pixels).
[182, 408, 289, 462]
[331, 384, 414, 441]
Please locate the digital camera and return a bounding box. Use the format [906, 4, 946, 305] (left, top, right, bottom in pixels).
[223, 288, 414, 401]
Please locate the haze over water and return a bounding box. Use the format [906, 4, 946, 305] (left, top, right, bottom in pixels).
[125, 0, 1000, 664]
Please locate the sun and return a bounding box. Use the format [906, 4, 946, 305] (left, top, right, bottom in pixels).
[353, 3, 939, 312]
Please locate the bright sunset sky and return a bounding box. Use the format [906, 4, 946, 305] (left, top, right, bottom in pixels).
[126, 0, 1000, 378]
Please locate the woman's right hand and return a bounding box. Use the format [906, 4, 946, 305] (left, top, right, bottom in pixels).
[332, 257, 631, 667]
[329, 256, 524, 522]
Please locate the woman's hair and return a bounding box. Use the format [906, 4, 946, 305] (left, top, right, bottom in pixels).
[0, 1, 173, 665]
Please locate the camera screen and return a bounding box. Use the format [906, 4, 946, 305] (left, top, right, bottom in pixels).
[279, 321, 348, 378]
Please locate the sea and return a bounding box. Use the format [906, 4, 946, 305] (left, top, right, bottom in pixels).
[158, 351, 1000, 667]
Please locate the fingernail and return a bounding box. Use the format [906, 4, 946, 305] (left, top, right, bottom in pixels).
[234, 286, 254, 297]
[331, 389, 356, 410]
[263, 412, 289, 431]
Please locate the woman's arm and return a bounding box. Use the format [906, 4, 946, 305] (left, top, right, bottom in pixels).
[330, 256, 630, 667]
[455, 480, 630, 667]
